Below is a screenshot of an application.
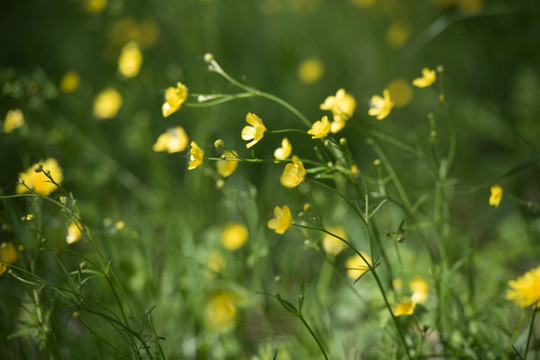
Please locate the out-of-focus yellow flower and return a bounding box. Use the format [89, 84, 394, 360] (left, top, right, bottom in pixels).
[137, 20, 160, 49]
[280, 156, 306, 188]
[350, 0, 378, 8]
[115, 220, 125, 230]
[298, 57, 325, 84]
[410, 276, 429, 304]
[188, 141, 204, 170]
[241, 112, 267, 148]
[320, 89, 356, 131]
[205, 291, 237, 331]
[93, 87, 123, 119]
[268, 205, 292, 235]
[216, 150, 239, 177]
[392, 278, 403, 291]
[118, 42, 143, 78]
[59, 71, 81, 93]
[368, 89, 394, 120]
[387, 78, 413, 108]
[506, 265, 540, 308]
[412, 68, 437, 88]
[206, 251, 226, 278]
[4, 109, 25, 133]
[457, 0, 484, 14]
[274, 138, 292, 161]
[66, 221, 83, 244]
[393, 297, 416, 316]
[152, 126, 189, 153]
[307, 115, 331, 139]
[162, 82, 188, 118]
[322, 226, 347, 256]
[489, 185, 502, 207]
[0, 263, 6, 276]
[82, 0, 108, 14]
[0, 242, 19, 265]
[386, 21, 411, 49]
[345, 252, 371, 279]
[16, 158, 63, 196]
[221, 223, 249, 250]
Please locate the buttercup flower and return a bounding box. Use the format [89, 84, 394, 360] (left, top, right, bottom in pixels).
[216, 150, 239, 178]
[386, 21, 411, 49]
[118, 41, 143, 78]
[221, 223, 249, 250]
[16, 158, 63, 196]
[393, 297, 416, 317]
[298, 57, 325, 84]
[93, 87, 123, 119]
[410, 276, 429, 304]
[320, 89, 356, 133]
[307, 116, 331, 139]
[4, 109, 25, 133]
[0, 242, 19, 265]
[152, 126, 189, 153]
[412, 68, 437, 88]
[241, 112, 267, 148]
[206, 251, 226, 278]
[489, 184, 502, 207]
[162, 82, 188, 117]
[280, 156, 306, 188]
[345, 252, 372, 279]
[66, 221, 83, 244]
[506, 265, 540, 308]
[274, 138, 292, 161]
[368, 89, 394, 120]
[387, 78, 413, 108]
[322, 226, 347, 256]
[188, 141, 204, 170]
[267, 205, 292, 234]
[205, 292, 237, 331]
[59, 71, 80, 93]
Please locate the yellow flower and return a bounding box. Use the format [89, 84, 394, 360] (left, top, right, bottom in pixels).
[280, 156, 306, 188]
[93, 87, 123, 119]
[267, 205, 292, 235]
[298, 57, 325, 84]
[118, 41, 143, 78]
[506, 265, 540, 308]
[393, 297, 416, 317]
[4, 109, 25, 133]
[412, 68, 437, 88]
[152, 126, 189, 153]
[66, 221, 82, 244]
[188, 141, 204, 170]
[410, 276, 429, 304]
[489, 184, 502, 207]
[345, 252, 372, 279]
[162, 82, 188, 117]
[216, 150, 239, 178]
[221, 223, 249, 250]
[368, 89, 394, 120]
[274, 138, 292, 161]
[16, 158, 63, 196]
[329, 118, 346, 134]
[206, 251, 226, 278]
[0, 242, 19, 264]
[205, 292, 237, 331]
[241, 112, 267, 148]
[307, 116, 331, 139]
[59, 71, 80, 93]
[322, 226, 347, 256]
[386, 21, 411, 49]
[320, 89, 356, 125]
[82, 0, 108, 14]
[392, 278, 403, 291]
[387, 78, 413, 108]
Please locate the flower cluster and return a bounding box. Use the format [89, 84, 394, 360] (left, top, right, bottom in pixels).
[392, 276, 429, 316]
[320, 89, 356, 133]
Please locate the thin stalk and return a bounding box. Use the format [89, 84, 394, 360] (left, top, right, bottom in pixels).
[524, 306, 538, 360]
[298, 315, 329, 360]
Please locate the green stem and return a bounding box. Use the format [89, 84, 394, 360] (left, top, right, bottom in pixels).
[298, 315, 329, 360]
[524, 306, 537, 359]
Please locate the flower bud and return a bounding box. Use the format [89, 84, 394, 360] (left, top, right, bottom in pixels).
[204, 53, 214, 62]
[214, 139, 224, 149]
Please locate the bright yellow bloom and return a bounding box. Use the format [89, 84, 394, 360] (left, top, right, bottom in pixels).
[4, 109, 25, 133]
[205, 292, 237, 331]
[307, 116, 331, 139]
[368, 89, 394, 120]
[280, 156, 306, 188]
[386, 21, 411, 49]
[118, 41, 143, 78]
[506, 266, 540, 308]
[221, 223, 249, 250]
[216, 150, 239, 177]
[162, 82, 188, 117]
[412, 68, 437, 88]
[115, 221, 125, 230]
[489, 184, 502, 207]
[206, 251, 226, 278]
[320, 89, 356, 126]
[410, 276, 429, 304]
[322, 226, 347, 256]
[152, 126, 189, 153]
[267, 205, 292, 235]
[345, 252, 372, 279]
[82, 0, 107, 14]
[274, 138, 292, 161]
[188, 141, 204, 170]
[16, 158, 63, 196]
[59, 71, 80, 93]
[298, 57, 325, 84]
[387, 78, 413, 108]
[241, 112, 267, 148]
[66, 221, 82, 244]
[393, 297, 416, 317]
[93, 87, 123, 119]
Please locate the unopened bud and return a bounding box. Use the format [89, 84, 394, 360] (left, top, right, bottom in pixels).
[34, 164, 43, 173]
[214, 139, 224, 149]
[339, 138, 347, 146]
[203, 53, 214, 62]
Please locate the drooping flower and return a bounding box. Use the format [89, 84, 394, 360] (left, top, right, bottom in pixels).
[16, 158, 63, 196]
[162, 82, 188, 117]
[298, 58, 325, 84]
[410, 276, 429, 304]
[152, 126, 189, 153]
[93, 87, 123, 119]
[274, 138, 292, 161]
[393, 297, 416, 317]
[489, 184, 502, 207]
[368, 89, 394, 120]
[267, 205, 292, 235]
[280, 156, 306, 188]
[118, 41, 143, 78]
[221, 223, 249, 250]
[66, 221, 83, 244]
[188, 141, 204, 170]
[345, 252, 372, 279]
[59, 71, 80, 93]
[412, 68, 437, 88]
[506, 265, 540, 308]
[205, 291, 237, 331]
[320, 89, 356, 131]
[322, 226, 347, 256]
[4, 109, 25, 133]
[216, 150, 239, 178]
[307, 116, 331, 139]
[241, 112, 267, 148]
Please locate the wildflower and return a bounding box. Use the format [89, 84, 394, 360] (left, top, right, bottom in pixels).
[412, 68, 437, 88]
[93, 87, 123, 119]
[221, 223, 249, 250]
[59, 71, 80, 93]
[82, 0, 108, 14]
[320, 89, 356, 132]
[0, 242, 19, 264]
[280, 156, 306, 188]
[368, 89, 394, 120]
[4, 109, 25, 133]
[506, 265, 540, 308]
[205, 292, 237, 331]
[267, 205, 292, 234]
[115, 221, 125, 230]
[387, 78, 413, 108]
[386, 21, 411, 49]
[216, 150, 239, 178]
[489, 184, 502, 207]
[206, 251, 226, 278]
[16, 158, 63, 196]
[307, 116, 331, 139]
[298, 57, 325, 84]
[152, 126, 189, 153]
[118, 41, 143, 78]
[392, 278, 403, 291]
[410, 276, 429, 304]
[274, 138, 292, 161]
[241, 112, 267, 148]
[393, 297, 416, 317]
[66, 221, 82, 244]
[345, 252, 372, 279]
[162, 82, 188, 117]
[188, 141, 204, 170]
[322, 226, 347, 255]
